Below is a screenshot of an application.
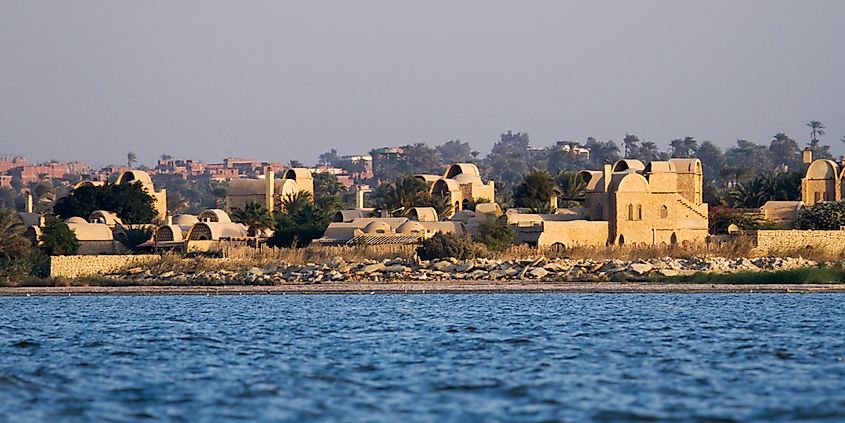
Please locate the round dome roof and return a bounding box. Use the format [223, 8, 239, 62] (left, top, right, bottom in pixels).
[173, 214, 199, 225]
[66, 216, 87, 225]
[363, 220, 393, 234]
[396, 221, 425, 234]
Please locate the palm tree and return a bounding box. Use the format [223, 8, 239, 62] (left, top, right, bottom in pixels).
[0, 208, 31, 260]
[288, 159, 304, 168]
[807, 121, 826, 142]
[231, 201, 275, 236]
[127, 152, 137, 168]
[380, 176, 429, 215]
[513, 170, 560, 212]
[622, 133, 640, 158]
[556, 171, 586, 202]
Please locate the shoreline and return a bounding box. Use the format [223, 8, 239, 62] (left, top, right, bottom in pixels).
[3, 281, 845, 296]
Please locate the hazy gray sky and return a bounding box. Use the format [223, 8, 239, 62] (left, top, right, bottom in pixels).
[2, 0, 844, 166]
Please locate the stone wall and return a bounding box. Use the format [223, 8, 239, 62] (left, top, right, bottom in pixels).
[746, 230, 845, 255]
[49, 255, 160, 279]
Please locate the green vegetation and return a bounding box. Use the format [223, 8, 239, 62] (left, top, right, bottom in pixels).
[797, 201, 845, 230]
[54, 183, 157, 224]
[40, 217, 79, 256]
[513, 170, 559, 213]
[231, 201, 275, 235]
[664, 267, 845, 285]
[417, 232, 482, 261]
[0, 208, 31, 260]
[472, 216, 515, 252]
[267, 191, 332, 248]
[709, 207, 777, 234]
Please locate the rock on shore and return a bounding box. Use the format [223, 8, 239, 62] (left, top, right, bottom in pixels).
[113, 256, 819, 285]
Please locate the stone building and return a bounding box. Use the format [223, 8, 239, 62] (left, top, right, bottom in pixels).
[509, 158, 709, 247]
[416, 163, 495, 216]
[226, 168, 314, 213]
[114, 170, 168, 221]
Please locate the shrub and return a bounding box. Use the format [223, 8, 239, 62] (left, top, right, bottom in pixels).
[267, 226, 326, 249]
[472, 216, 515, 251]
[709, 207, 777, 234]
[417, 232, 482, 260]
[797, 201, 845, 230]
[40, 217, 79, 256]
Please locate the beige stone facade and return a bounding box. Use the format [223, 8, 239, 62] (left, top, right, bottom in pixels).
[226, 168, 314, 213]
[801, 159, 843, 206]
[741, 229, 845, 255]
[510, 158, 709, 247]
[49, 254, 160, 279]
[416, 163, 495, 217]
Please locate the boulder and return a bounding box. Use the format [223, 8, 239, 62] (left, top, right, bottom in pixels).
[528, 267, 549, 279]
[628, 262, 654, 275]
[361, 263, 386, 274]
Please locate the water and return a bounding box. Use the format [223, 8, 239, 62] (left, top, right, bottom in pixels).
[1, 294, 844, 422]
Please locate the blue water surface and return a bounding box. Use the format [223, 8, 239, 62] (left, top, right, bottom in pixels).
[1, 294, 844, 422]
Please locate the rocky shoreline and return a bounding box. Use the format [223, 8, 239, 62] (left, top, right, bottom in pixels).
[110, 256, 822, 285]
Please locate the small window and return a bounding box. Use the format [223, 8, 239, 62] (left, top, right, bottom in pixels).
[636, 205, 643, 220]
[627, 204, 634, 221]
[659, 205, 669, 219]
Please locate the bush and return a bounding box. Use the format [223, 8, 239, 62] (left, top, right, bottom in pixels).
[267, 226, 325, 248]
[709, 207, 777, 234]
[472, 216, 515, 251]
[797, 201, 845, 230]
[417, 232, 483, 260]
[41, 217, 79, 256]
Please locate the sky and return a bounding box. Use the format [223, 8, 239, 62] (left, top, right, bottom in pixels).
[1, 0, 844, 167]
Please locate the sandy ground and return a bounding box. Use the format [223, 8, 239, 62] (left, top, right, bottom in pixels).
[2, 282, 845, 296]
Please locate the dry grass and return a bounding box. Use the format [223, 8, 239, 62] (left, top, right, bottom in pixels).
[496, 239, 764, 261]
[222, 244, 417, 265]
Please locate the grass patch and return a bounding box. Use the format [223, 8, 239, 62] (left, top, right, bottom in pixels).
[663, 267, 845, 284]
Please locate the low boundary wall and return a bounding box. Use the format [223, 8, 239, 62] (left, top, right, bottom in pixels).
[744, 229, 845, 254]
[49, 255, 161, 279]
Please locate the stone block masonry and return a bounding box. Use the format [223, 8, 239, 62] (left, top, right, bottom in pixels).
[49, 255, 161, 279]
[746, 230, 845, 255]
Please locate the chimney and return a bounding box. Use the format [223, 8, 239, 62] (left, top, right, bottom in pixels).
[803, 147, 813, 165]
[25, 192, 33, 214]
[356, 185, 366, 209]
[602, 160, 612, 192]
[549, 195, 558, 210]
[265, 168, 275, 212]
[165, 213, 173, 226]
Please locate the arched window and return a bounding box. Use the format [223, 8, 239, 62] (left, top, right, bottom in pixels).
[659, 205, 669, 219]
[627, 204, 634, 221]
[636, 205, 643, 220]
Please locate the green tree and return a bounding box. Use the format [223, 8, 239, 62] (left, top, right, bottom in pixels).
[556, 171, 586, 204]
[769, 133, 802, 170]
[53, 183, 157, 224]
[797, 201, 845, 230]
[268, 191, 331, 248]
[436, 140, 477, 163]
[484, 131, 531, 197]
[513, 170, 559, 213]
[378, 176, 430, 215]
[472, 216, 515, 251]
[40, 217, 79, 256]
[669, 136, 698, 158]
[318, 149, 339, 166]
[585, 137, 620, 168]
[807, 120, 826, 142]
[622, 133, 640, 158]
[695, 141, 725, 185]
[399, 143, 443, 175]
[0, 208, 31, 260]
[313, 172, 347, 213]
[231, 202, 275, 235]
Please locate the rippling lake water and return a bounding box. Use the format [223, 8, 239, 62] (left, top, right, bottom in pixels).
[1, 294, 844, 422]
